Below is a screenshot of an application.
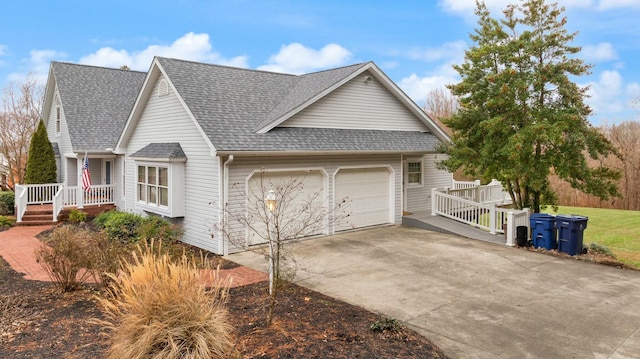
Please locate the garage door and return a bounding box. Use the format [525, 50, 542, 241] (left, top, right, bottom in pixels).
[335, 167, 392, 231]
[247, 170, 325, 245]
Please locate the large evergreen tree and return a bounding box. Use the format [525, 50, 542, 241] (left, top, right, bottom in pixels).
[24, 119, 57, 184]
[441, 0, 620, 212]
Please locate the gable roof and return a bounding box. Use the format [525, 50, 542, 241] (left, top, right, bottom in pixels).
[119, 57, 449, 155]
[47, 62, 146, 152]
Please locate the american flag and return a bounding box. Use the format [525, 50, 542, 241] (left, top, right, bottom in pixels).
[82, 154, 92, 192]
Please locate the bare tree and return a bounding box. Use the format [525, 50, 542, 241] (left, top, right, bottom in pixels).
[217, 169, 350, 327]
[603, 121, 640, 210]
[423, 88, 459, 126]
[0, 75, 43, 189]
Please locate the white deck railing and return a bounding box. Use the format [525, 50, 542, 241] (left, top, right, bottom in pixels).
[431, 188, 529, 246]
[15, 183, 115, 222]
[15, 184, 28, 222]
[448, 179, 512, 205]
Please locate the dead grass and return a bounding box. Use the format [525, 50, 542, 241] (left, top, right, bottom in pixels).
[96, 244, 235, 359]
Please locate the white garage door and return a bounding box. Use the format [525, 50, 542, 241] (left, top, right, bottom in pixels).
[335, 167, 392, 231]
[247, 170, 325, 245]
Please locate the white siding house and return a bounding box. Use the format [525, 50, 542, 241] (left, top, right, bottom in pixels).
[41, 58, 452, 254]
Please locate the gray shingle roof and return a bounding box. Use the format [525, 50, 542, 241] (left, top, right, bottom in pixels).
[53, 62, 146, 152]
[130, 143, 187, 160]
[157, 57, 440, 153]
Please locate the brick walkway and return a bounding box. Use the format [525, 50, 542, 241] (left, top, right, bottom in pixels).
[0, 225, 267, 288]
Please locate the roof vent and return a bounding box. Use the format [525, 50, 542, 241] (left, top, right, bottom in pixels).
[158, 79, 169, 97]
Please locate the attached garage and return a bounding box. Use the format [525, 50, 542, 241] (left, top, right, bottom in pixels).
[246, 169, 326, 245]
[334, 167, 393, 231]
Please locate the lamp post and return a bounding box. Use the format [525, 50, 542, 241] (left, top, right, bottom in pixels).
[265, 188, 279, 324]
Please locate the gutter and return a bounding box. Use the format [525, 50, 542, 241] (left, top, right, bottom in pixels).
[220, 154, 234, 255]
[214, 150, 435, 157]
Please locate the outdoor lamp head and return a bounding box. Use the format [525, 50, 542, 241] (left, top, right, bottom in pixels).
[266, 189, 277, 212]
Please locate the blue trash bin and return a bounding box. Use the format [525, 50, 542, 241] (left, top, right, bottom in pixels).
[556, 215, 588, 256]
[530, 213, 557, 250]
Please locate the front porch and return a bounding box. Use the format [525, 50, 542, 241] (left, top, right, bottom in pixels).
[15, 183, 116, 224]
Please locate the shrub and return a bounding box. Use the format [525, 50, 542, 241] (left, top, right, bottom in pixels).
[370, 317, 403, 333]
[94, 211, 183, 249]
[68, 209, 88, 223]
[35, 225, 99, 292]
[0, 192, 14, 216]
[136, 215, 183, 246]
[97, 245, 234, 359]
[0, 215, 13, 228]
[588, 243, 616, 258]
[93, 211, 144, 243]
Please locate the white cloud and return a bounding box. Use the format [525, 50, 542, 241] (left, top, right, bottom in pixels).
[398, 61, 460, 103]
[408, 41, 467, 63]
[582, 42, 617, 62]
[79, 32, 249, 71]
[409, 41, 468, 64]
[598, 0, 640, 10]
[438, 0, 596, 19]
[7, 49, 65, 84]
[257, 43, 352, 74]
[584, 70, 640, 120]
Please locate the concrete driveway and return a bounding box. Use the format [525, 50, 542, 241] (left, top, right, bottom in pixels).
[228, 226, 640, 358]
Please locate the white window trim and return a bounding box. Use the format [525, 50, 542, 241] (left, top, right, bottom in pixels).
[133, 159, 185, 217]
[136, 163, 170, 211]
[55, 95, 61, 135]
[407, 159, 423, 187]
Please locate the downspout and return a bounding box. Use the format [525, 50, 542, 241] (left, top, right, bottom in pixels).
[220, 154, 234, 255]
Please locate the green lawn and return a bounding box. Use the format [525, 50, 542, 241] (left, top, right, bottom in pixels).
[544, 206, 640, 268]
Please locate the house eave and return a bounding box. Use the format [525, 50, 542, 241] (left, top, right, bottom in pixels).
[215, 150, 435, 157]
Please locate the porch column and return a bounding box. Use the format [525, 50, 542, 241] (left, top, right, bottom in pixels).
[77, 157, 84, 208]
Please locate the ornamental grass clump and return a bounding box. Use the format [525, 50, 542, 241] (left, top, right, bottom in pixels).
[97, 244, 234, 359]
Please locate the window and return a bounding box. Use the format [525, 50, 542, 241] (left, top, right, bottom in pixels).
[408, 161, 422, 186]
[137, 165, 170, 208]
[55, 96, 61, 134]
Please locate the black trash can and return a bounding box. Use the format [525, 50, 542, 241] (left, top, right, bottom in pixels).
[556, 215, 588, 256]
[516, 226, 528, 247]
[530, 213, 557, 250]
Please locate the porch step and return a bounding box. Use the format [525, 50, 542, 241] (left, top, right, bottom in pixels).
[17, 205, 58, 226]
[16, 219, 58, 226]
[22, 213, 55, 221]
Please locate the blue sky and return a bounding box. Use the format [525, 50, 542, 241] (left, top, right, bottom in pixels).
[2, 0, 639, 125]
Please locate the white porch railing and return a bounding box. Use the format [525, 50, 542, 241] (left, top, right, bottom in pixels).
[15, 183, 115, 222]
[448, 179, 512, 205]
[15, 185, 28, 222]
[431, 188, 529, 246]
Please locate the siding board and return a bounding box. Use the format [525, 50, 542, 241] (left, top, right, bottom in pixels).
[281, 73, 427, 131]
[406, 153, 452, 212]
[122, 76, 220, 252]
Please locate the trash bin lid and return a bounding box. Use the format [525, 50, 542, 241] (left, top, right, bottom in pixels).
[530, 213, 555, 220]
[556, 214, 588, 221]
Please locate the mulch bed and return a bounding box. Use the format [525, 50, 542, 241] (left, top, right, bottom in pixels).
[0, 257, 448, 358]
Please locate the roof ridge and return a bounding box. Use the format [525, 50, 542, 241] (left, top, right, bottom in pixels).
[299, 61, 370, 77]
[155, 56, 298, 77]
[52, 61, 147, 74]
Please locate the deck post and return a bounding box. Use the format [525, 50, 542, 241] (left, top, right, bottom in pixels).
[489, 203, 496, 234]
[506, 211, 515, 246]
[431, 188, 438, 216]
[77, 186, 84, 208]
